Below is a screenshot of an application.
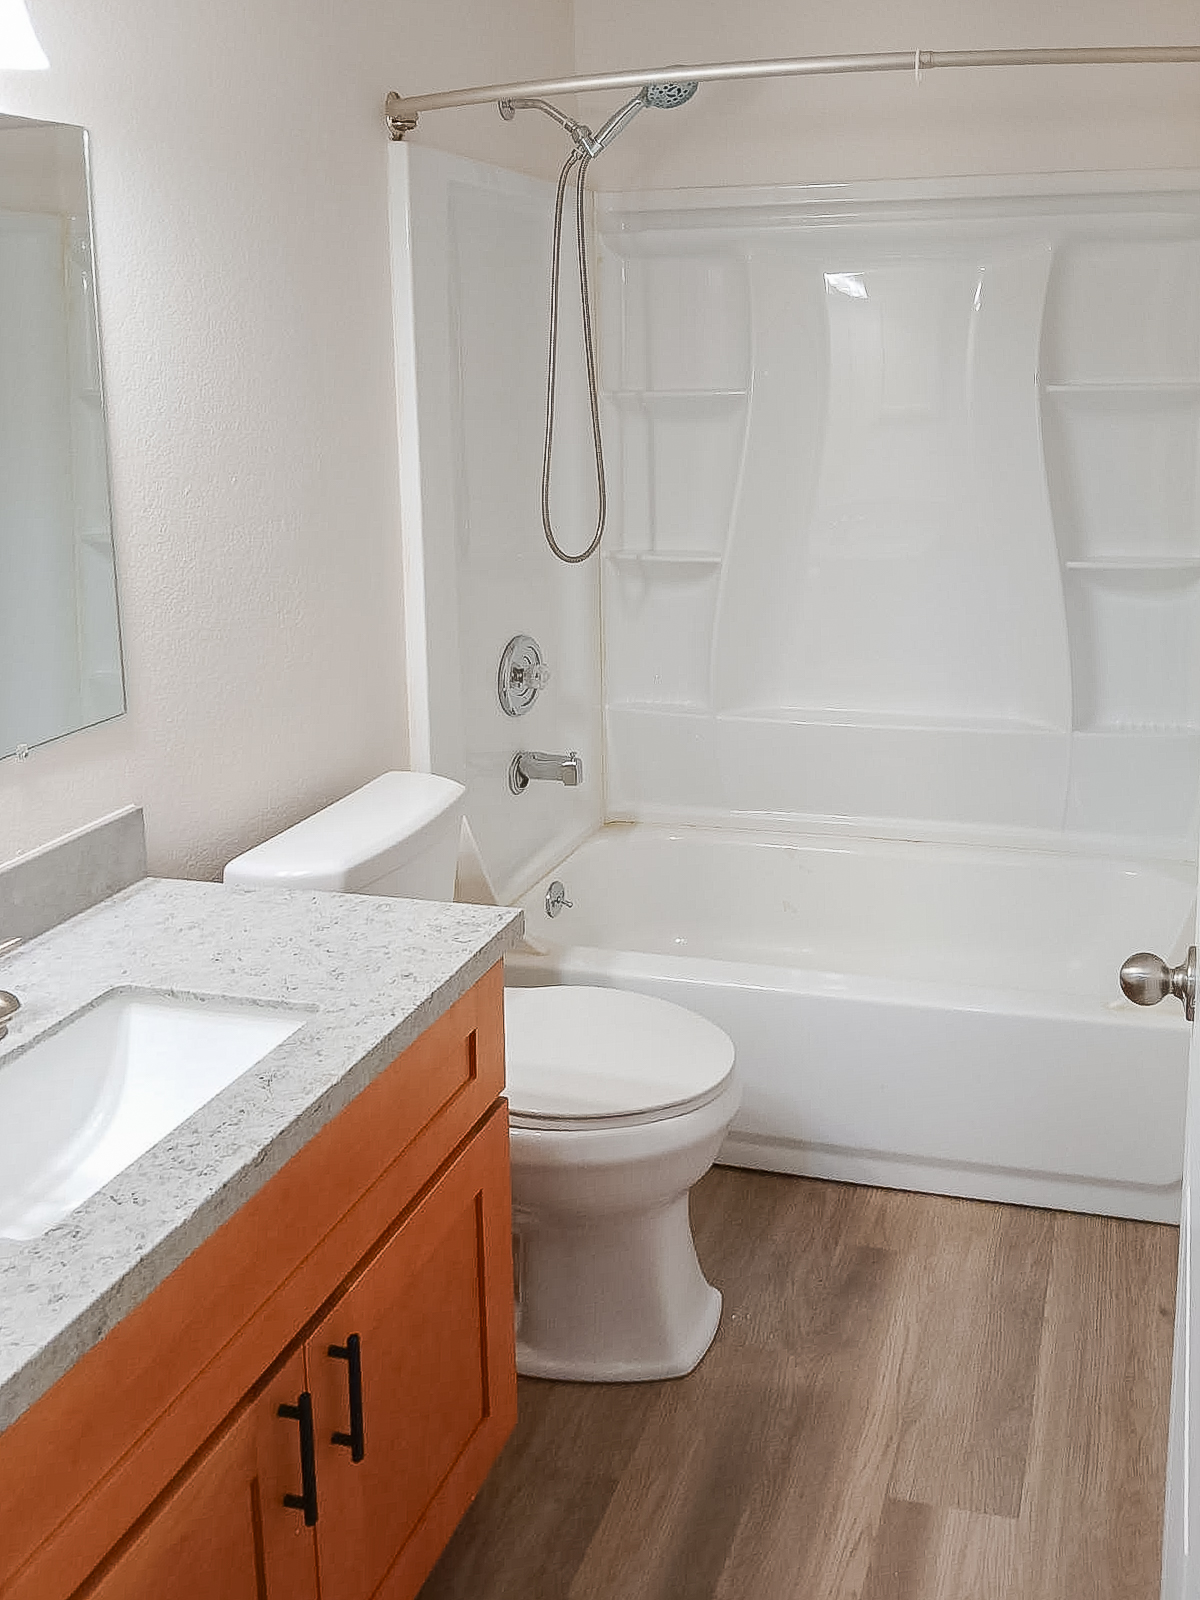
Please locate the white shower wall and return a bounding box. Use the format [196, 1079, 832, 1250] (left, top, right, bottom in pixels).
[395, 151, 1200, 872]
[597, 175, 1200, 852]
[391, 146, 604, 899]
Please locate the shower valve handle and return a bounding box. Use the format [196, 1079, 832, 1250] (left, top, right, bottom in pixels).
[1119, 947, 1197, 1022]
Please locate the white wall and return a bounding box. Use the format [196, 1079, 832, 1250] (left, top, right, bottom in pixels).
[574, 0, 1200, 192]
[0, 0, 572, 880]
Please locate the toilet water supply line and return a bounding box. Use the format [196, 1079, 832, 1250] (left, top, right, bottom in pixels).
[385, 45, 1200, 563]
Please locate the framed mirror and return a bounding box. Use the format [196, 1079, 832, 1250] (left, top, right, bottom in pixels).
[0, 115, 124, 760]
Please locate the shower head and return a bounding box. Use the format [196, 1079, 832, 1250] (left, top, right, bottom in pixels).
[643, 80, 699, 109]
[583, 79, 700, 156]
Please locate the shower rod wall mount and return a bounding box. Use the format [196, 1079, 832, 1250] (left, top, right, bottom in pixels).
[385, 45, 1200, 137]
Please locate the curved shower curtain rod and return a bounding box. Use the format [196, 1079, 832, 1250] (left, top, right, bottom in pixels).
[385, 45, 1200, 136]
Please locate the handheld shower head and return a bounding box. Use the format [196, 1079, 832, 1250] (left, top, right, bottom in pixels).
[523, 73, 700, 563]
[643, 79, 699, 109]
[582, 78, 700, 156]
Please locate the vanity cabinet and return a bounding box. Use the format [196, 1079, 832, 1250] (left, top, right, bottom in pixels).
[0, 962, 516, 1600]
[80, 1349, 321, 1600]
[309, 1112, 509, 1600]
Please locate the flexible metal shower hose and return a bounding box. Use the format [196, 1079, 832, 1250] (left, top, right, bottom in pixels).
[541, 147, 606, 564]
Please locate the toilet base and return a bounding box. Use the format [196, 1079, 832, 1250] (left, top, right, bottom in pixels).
[514, 1192, 723, 1382]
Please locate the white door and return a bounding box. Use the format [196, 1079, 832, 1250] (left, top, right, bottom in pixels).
[1131, 944, 1200, 1599]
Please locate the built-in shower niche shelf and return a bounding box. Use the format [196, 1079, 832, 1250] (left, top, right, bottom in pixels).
[1043, 382, 1200, 399]
[1064, 560, 1200, 733]
[1082, 720, 1200, 734]
[1041, 380, 1200, 565]
[605, 387, 748, 562]
[603, 389, 750, 406]
[711, 705, 1066, 734]
[1064, 560, 1200, 585]
[1064, 558, 1200, 574]
[606, 550, 723, 570]
[602, 548, 721, 710]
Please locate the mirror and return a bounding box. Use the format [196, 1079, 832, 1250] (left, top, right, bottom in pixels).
[0, 115, 124, 760]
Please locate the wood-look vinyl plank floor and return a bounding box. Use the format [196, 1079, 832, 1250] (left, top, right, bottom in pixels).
[419, 1168, 1177, 1600]
[887, 1201, 1055, 1518]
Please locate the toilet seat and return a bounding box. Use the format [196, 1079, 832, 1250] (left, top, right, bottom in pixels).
[504, 985, 735, 1132]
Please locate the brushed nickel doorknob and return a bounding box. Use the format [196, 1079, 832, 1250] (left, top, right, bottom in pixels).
[1120, 947, 1197, 1022]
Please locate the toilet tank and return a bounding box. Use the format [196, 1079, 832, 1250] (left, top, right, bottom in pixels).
[223, 773, 466, 900]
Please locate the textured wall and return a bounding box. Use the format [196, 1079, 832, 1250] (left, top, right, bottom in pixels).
[0, 0, 571, 880]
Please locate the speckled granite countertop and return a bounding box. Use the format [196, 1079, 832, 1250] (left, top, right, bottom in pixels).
[0, 878, 521, 1432]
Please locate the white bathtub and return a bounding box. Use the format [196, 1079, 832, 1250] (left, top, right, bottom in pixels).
[505, 823, 1195, 1222]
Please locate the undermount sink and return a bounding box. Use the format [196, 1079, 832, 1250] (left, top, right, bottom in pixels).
[0, 990, 307, 1241]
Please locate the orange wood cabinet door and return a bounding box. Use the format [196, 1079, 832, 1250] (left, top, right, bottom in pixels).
[306, 1102, 517, 1600]
[78, 1348, 320, 1600]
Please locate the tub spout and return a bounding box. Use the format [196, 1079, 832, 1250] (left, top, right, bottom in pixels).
[509, 750, 583, 794]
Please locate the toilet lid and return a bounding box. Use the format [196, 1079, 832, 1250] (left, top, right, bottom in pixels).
[503, 986, 735, 1124]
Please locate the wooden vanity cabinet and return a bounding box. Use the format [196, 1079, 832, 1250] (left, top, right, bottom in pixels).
[308, 1110, 511, 1600]
[79, 1348, 321, 1600]
[0, 963, 516, 1600]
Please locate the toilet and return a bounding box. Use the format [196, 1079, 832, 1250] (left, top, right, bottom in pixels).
[504, 983, 738, 1381]
[224, 772, 740, 1382]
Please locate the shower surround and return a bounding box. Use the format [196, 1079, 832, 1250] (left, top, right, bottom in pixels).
[596, 176, 1200, 848]
[391, 148, 1200, 1219]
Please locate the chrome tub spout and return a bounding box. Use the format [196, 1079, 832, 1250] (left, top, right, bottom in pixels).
[509, 750, 584, 794]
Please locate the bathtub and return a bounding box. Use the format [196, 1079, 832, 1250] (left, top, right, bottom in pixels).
[504, 823, 1195, 1222]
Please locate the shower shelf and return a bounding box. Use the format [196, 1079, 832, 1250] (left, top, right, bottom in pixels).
[1064, 558, 1200, 572]
[1043, 382, 1200, 396]
[606, 551, 723, 568]
[1078, 720, 1200, 734]
[709, 706, 1065, 733]
[602, 389, 749, 405]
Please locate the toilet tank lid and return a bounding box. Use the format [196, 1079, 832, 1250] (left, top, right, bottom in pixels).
[223, 772, 466, 892]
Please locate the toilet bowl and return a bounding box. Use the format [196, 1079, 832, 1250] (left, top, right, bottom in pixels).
[224, 774, 739, 1383]
[504, 984, 739, 1382]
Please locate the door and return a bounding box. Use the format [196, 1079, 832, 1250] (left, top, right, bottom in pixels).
[1162, 946, 1200, 1598]
[78, 1347, 320, 1600]
[307, 1102, 517, 1600]
[1126, 945, 1200, 1600]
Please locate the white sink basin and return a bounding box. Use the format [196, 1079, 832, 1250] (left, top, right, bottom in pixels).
[0, 990, 307, 1240]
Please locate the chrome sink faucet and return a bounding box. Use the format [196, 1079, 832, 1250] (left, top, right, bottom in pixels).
[0, 937, 21, 1042]
[509, 750, 584, 794]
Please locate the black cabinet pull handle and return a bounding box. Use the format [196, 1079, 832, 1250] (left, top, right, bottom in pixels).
[278, 1391, 319, 1525]
[328, 1333, 366, 1463]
